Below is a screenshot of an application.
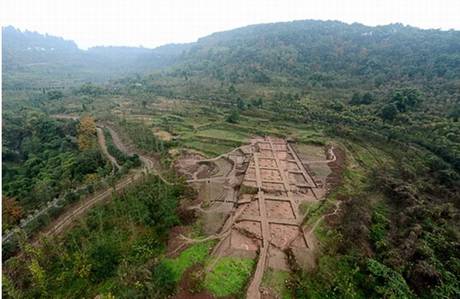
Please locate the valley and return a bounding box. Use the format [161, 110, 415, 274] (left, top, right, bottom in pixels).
[2, 19, 459, 299]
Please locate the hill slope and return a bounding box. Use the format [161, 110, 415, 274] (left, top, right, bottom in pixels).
[2, 20, 459, 298]
[2, 26, 189, 88]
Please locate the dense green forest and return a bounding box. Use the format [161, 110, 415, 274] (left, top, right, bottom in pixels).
[2, 110, 110, 230]
[3, 175, 188, 298]
[2, 20, 459, 298]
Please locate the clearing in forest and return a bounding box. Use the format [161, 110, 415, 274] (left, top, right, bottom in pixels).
[175, 136, 334, 298]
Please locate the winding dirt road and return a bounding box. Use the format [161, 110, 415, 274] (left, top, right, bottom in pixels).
[96, 127, 121, 171]
[33, 117, 171, 239]
[42, 174, 139, 237]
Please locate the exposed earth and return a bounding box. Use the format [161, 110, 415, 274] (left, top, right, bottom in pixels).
[174, 137, 338, 298]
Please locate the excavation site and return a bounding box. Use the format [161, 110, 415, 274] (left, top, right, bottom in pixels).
[175, 136, 336, 298]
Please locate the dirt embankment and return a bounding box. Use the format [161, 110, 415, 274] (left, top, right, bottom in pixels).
[173, 264, 217, 299]
[325, 146, 346, 190]
[96, 127, 121, 170]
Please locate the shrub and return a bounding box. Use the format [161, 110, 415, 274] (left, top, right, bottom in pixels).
[367, 259, 413, 299]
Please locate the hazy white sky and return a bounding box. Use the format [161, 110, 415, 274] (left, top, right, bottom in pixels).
[2, 0, 459, 49]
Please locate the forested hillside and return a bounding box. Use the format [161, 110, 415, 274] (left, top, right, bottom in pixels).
[2, 26, 188, 89]
[136, 20, 459, 174]
[2, 111, 110, 230]
[177, 21, 460, 84]
[118, 20, 460, 298]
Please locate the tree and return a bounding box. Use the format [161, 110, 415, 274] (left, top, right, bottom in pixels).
[254, 98, 263, 108]
[77, 116, 96, 151]
[2, 196, 23, 229]
[448, 106, 460, 122]
[350, 92, 374, 105]
[88, 240, 121, 282]
[379, 103, 399, 121]
[237, 97, 246, 110]
[367, 259, 413, 298]
[46, 90, 63, 100]
[226, 109, 240, 123]
[228, 84, 236, 94]
[392, 88, 421, 112]
[149, 262, 176, 297]
[28, 259, 47, 294]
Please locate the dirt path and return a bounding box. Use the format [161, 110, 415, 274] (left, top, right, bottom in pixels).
[101, 123, 173, 185]
[302, 200, 342, 252]
[3, 122, 122, 245]
[96, 127, 121, 171]
[40, 174, 139, 238]
[37, 122, 149, 239]
[103, 125, 132, 155]
[24, 116, 172, 241]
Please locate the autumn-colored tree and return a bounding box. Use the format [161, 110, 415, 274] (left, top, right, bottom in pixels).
[2, 196, 23, 229]
[78, 116, 96, 151]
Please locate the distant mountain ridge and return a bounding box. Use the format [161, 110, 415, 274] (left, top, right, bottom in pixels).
[3, 21, 460, 89]
[2, 26, 189, 88]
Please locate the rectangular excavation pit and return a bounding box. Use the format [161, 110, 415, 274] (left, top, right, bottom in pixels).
[288, 172, 307, 185]
[270, 138, 285, 143]
[293, 186, 311, 195]
[257, 143, 271, 150]
[242, 200, 260, 217]
[260, 150, 274, 158]
[258, 158, 277, 168]
[235, 221, 263, 240]
[275, 151, 289, 160]
[269, 223, 300, 249]
[260, 169, 282, 181]
[265, 200, 295, 219]
[229, 229, 261, 253]
[273, 144, 287, 151]
[245, 167, 256, 179]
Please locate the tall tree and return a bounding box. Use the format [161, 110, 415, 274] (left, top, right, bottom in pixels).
[77, 116, 96, 151]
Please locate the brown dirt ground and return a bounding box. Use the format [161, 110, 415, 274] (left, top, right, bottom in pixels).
[173, 264, 236, 299]
[269, 224, 299, 249]
[173, 138, 335, 298]
[173, 264, 215, 299]
[326, 146, 346, 190]
[167, 226, 192, 258]
[154, 129, 173, 141]
[174, 151, 207, 178]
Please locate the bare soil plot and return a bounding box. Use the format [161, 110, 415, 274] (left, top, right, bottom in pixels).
[175, 137, 336, 299]
[153, 128, 173, 141]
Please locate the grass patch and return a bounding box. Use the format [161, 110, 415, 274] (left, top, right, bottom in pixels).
[313, 219, 336, 243]
[301, 200, 334, 226]
[261, 269, 292, 299]
[204, 257, 255, 297]
[197, 128, 250, 143]
[162, 241, 215, 282]
[182, 139, 235, 157]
